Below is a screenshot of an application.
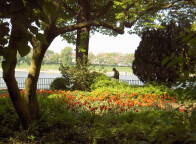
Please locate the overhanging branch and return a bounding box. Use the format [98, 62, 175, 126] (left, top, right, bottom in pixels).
[55, 20, 124, 35]
[90, 0, 114, 20]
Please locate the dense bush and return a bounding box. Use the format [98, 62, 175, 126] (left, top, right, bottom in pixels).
[0, 98, 20, 142]
[133, 21, 194, 87]
[59, 61, 107, 91]
[50, 77, 70, 90]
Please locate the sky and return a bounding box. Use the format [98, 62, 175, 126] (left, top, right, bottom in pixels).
[48, 31, 141, 55]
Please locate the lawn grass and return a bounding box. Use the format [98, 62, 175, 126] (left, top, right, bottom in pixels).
[6, 63, 133, 73]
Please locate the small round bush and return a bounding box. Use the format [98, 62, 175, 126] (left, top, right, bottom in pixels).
[50, 77, 70, 90]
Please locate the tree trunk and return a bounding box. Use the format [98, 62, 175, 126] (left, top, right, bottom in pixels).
[76, 0, 91, 64]
[24, 23, 57, 122]
[3, 0, 61, 130]
[3, 19, 33, 130]
[24, 44, 46, 120]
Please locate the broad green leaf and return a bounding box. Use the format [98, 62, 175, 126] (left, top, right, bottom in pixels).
[182, 33, 194, 42]
[188, 47, 195, 56]
[161, 57, 170, 66]
[16, 39, 30, 57]
[29, 26, 38, 34]
[188, 38, 196, 46]
[18, 45, 31, 57]
[2, 49, 15, 73]
[0, 23, 9, 37]
[166, 57, 185, 68]
[36, 33, 48, 45]
[0, 38, 8, 46]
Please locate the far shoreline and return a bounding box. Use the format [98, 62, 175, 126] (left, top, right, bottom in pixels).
[0, 68, 132, 76]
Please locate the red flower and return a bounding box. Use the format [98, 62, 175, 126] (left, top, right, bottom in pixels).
[179, 108, 185, 112]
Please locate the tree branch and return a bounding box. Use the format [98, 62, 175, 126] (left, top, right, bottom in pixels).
[62, 2, 77, 16]
[124, 0, 192, 28]
[90, 0, 114, 20]
[119, 0, 137, 28]
[55, 20, 124, 35]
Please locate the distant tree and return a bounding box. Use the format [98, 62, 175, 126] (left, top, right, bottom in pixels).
[42, 50, 55, 64]
[88, 52, 95, 64]
[132, 21, 193, 86]
[49, 53, 60, 64]
[124, 53, 134, 65]
[96, 53, 106, 65]
[60, 46, 73, 65]
[105, 53, 119, 66]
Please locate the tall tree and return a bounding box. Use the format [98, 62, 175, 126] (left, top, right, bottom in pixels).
[124, 53, 134, 65]
[61, 0, 195, 64]
[0, 0, 194, 129]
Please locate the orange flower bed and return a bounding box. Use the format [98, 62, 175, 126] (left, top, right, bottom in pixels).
[0, 89, 178, 114]
[52, 90, 177, 115]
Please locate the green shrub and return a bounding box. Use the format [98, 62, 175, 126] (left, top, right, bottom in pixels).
[50, 77, 70, 90]
[59, 61, 107, 91]
[0, 98, 20, 142]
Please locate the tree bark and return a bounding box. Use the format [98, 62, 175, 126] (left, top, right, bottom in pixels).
[76, 0, 91, 64]
[24, 44, 46, 120]
[3, 18, 33, 130]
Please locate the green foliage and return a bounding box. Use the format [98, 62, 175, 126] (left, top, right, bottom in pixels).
[167, 22, 196, 100]
[133, 21, 193, 87]
[0, 98, 20, 141]
[1, 95, 195, 143]
[59, 59, 106, 91]
[50, 77, 70, 90]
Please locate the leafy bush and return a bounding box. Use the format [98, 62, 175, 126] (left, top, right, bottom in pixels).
[50, 77, 70, 90]
[59, 61, 107, 91]
[0, 98, 20, 142]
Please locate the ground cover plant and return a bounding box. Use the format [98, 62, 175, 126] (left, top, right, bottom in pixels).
[0, 87, 196, 143]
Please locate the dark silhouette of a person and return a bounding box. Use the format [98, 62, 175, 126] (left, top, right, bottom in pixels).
[112, 68, 119, 79]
